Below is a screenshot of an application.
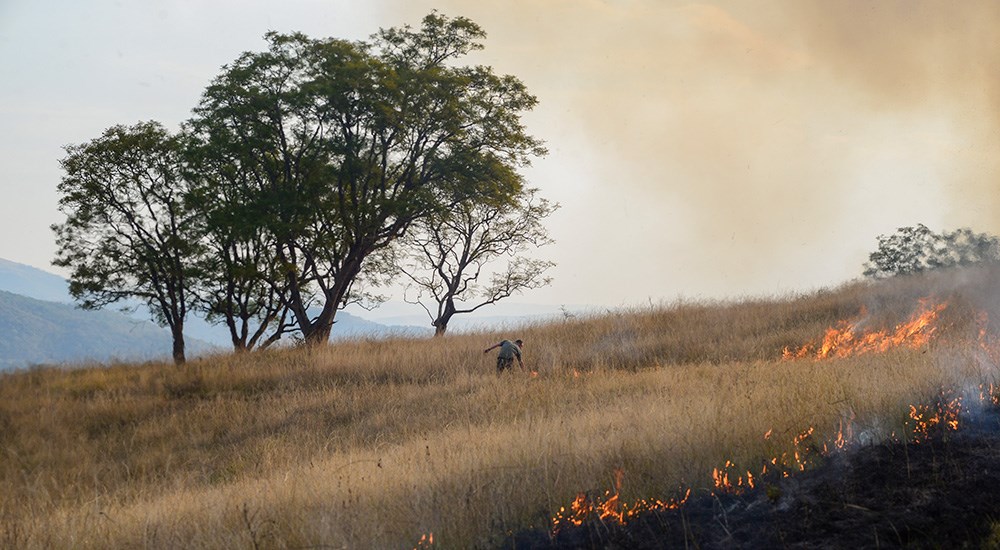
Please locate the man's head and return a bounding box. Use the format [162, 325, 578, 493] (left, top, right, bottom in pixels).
[515, 339, 523, 347]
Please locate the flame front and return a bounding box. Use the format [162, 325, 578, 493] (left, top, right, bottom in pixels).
[550, 384, 992, 537]
[909, 392, 963, 442]
[547, 297, 1000, 538]
[551, 468, 689, 534]
[712, 426, 818, 495]
[783, 299, 948, 360]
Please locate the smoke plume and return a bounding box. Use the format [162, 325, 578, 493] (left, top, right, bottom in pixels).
[378, 1, 1000, 301]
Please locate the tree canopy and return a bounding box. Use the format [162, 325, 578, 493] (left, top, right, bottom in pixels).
[863, 224, 1000, 279]
[400, 187, 557, 335]
[52, 121, 198, 364]
[52, 13, 551, 356]
[185, 13, 545, 345]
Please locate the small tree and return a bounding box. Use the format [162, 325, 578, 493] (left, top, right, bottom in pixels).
[863, 224, 1000, 279]
[52, 122, 199, 364]
[400, 188, 557, 336]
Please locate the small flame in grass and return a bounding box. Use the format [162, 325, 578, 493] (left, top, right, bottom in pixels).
[979, 383, 1000, 407]
[712, 426, 821, 495]
[791, 427, 817, 471]
[551, 469, 689, 534]
[783, 299, 948, 360]
[909, 392, 963, 443]
[414, 532, 433, 548]
[712, 460, 757, 493]
[829, 415, 855, 453]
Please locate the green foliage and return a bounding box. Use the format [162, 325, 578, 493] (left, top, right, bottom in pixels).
[863, 224, 1000, 279]
[185, 12, 545, 344]
[51, 13, 547, 353]
[51, 121, 200, 363]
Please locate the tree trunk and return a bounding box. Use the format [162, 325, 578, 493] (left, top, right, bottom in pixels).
[432, 300, 456, 337]
[171, 323, 186, 365]
[299, 259, 362, 346]
[433, 319, 448, 336]
[306, 321, 334, 345]
[225, 316, 248, 352]
[302, 301, 336, 346]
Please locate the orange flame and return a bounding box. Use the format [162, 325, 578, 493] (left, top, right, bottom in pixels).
[551, 469, 689, 533]
[712, 459, 758, 494]
[414, 532, 433, 549]
[783, 299, 948, 360]
[909, 392, 963, 443]
[712, 426, 822, 495]
[553, 383, 978, 536]
[831, 414, 854, 452]
[553, 295, 1000, 536]
[980, 383, 1000, 407]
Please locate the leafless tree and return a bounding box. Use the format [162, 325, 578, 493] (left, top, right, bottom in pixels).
[401, 188, 557, 336]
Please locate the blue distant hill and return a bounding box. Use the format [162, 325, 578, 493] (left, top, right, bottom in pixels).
[0, 257, 73, 303]
[0, 258, 428, 369]
[0, 289, 216, 370]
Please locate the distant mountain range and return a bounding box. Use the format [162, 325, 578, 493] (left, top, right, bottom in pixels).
[0, 257, 590, 370]
[0, 257, 74, 303]
[0, 290, 215, 369]
[0, 258, 429, 370]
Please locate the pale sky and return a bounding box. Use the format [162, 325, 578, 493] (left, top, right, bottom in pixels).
[2, 1, 998, 309]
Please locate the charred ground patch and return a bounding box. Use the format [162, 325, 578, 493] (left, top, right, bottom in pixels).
[509, 405, 1000, 549]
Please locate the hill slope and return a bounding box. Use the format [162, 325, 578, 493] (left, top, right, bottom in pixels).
[3, 267, 1000, 547]
[0, 290, 213, 369]
[0, 257, 72, 303]
[0, 257, 429, 348]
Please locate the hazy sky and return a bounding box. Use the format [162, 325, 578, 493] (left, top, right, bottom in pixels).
[2, 1, 998, 308]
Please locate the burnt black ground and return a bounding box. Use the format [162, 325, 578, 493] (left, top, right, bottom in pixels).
[506, 406, 1000, 549]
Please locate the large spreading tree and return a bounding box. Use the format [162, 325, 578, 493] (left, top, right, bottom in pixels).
[183, 136, 290, 352]
[185, 13, 545, 344]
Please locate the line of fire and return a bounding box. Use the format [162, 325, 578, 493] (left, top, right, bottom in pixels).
[543, 295, 1000, 537]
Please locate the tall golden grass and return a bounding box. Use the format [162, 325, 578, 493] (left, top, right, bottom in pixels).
[2, 267, 1000, 548]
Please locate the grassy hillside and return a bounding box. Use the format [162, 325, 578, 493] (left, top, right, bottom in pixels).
[2, 267, 1000, 548]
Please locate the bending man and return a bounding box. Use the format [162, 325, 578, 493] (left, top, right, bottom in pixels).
[484, 339, 524, 374]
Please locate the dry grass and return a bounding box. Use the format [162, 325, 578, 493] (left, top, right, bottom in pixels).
[3, 267, 1000, 548]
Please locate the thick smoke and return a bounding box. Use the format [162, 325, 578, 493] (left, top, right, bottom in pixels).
[776, 1, 1000, 222]
[378, 1, 1000, 301]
